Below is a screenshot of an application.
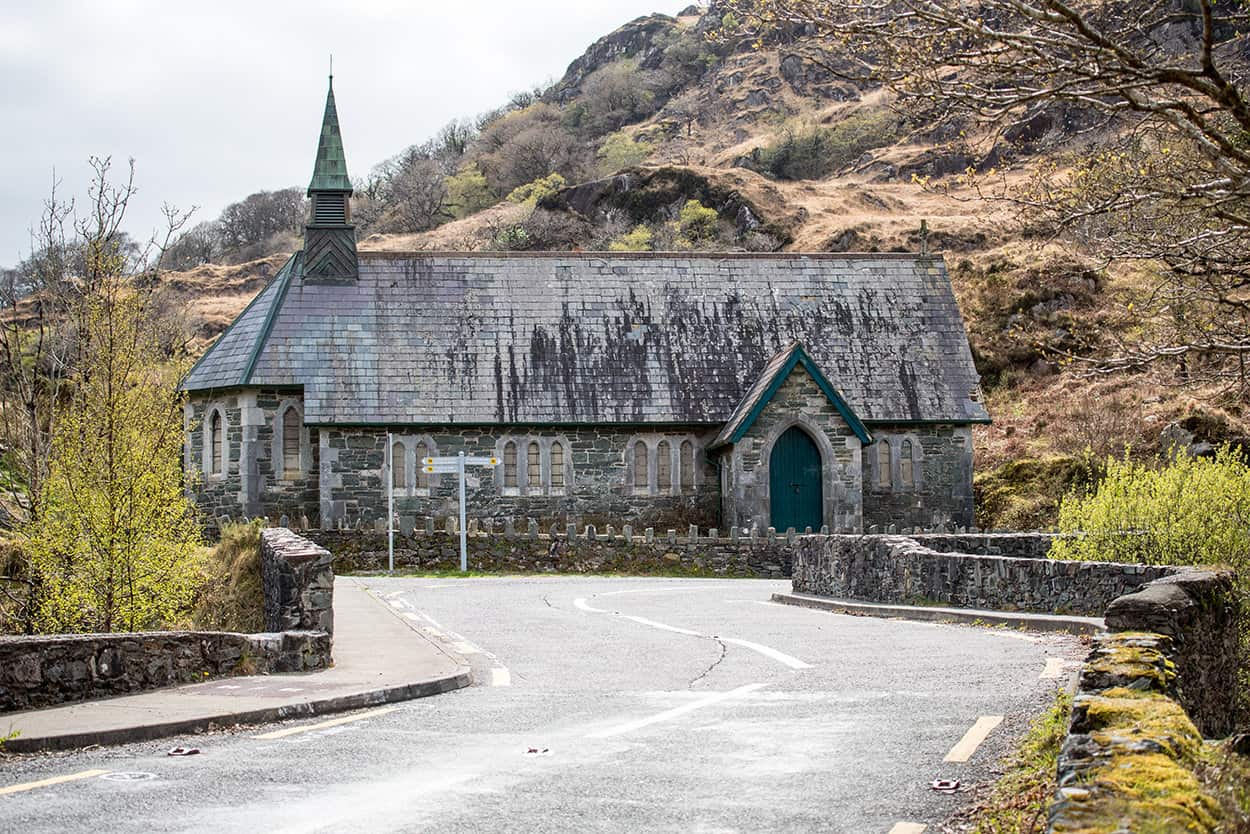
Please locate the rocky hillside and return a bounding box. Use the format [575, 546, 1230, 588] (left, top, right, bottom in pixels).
[158, 3, 1250, 528]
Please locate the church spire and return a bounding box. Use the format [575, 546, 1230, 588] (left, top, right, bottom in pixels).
[308, 74, 352, 194]
[303, 74, 358, 284]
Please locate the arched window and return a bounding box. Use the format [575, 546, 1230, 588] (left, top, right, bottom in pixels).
[210, 411, 223, 476]
[876, 440, 891, 488]
[503, 441, 518, 489]
[415, 442, 429, 490]
[900, 439, 914, 488]
[550, 441, 565, 489]
[656, 440, 672, 493]
[680, 441, 695, 492]
[526, 441, 541, 489]
[282, 407, 301, 477]
[633, 441, 649, 491]
[391, 441, 406, 489]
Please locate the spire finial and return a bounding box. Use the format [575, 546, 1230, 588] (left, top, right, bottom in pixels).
[329, 54, 333, 87]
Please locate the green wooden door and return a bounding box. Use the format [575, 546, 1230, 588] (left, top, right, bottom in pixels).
[769, 426, 823, 532]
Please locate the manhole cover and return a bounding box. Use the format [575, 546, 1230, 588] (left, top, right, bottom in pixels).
[100, 772, 157, 782]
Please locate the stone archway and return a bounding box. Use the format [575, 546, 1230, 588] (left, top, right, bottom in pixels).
[768, 425, 823, 532]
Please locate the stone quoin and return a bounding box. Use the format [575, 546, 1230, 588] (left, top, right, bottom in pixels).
[179, 78, 989, 533]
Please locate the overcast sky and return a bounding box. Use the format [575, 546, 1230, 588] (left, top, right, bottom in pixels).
[0, 0, 679, 266]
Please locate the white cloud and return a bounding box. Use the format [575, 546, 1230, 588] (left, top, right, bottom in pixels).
[0, 0, 678, 264]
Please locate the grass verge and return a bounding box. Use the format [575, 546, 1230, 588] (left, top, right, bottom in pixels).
[950, 690, 1072, 834]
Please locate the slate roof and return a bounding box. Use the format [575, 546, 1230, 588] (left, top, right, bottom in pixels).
[710, 341, 873, 449]
[181, 251, 989, 427]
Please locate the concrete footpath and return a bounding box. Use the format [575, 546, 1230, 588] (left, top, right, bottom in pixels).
[0, 578, 471, 753]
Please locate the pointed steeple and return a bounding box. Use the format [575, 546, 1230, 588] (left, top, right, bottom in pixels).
[308, 75, 352, 194]
[303, 74, 358, 284]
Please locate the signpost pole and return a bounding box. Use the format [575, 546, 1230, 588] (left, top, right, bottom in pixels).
[457, 451, 468, 573]
[387, 432, 394, 574]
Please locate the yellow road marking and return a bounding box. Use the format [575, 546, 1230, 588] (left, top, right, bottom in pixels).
[889, 824, 927, 834]
[0, 769, 111, 796]
[944, 715, 1004, 763]
[253, 706, 398, 740]
[1040, 658, 1066, 679]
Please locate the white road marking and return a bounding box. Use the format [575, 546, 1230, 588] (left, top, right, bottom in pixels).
[401, 612, 422, 622]
[216, 684, 241, 690]
[490, 667, 512, 687]
[1040, 658, 1067, 679]
[576, 596, 813, 671]
[0, 769, 111, 796]
[421, 584, 457, 589]
[720, 637, 812, 670]
[587, 683, 769, 739]
[574, 597, 610, 613]
[889, 823, 927, 834]
[622, 615, 702, 636]
[944, 715, 1004, 763]
[253, 706, 398, 740]
[452, 641, 483, 655]
[278, 687, 304, 693]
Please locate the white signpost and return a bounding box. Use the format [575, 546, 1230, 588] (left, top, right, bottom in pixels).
[385, 445, 498, 573]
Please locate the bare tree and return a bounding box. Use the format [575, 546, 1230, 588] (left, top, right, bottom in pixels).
[721, 0, 1250, 397]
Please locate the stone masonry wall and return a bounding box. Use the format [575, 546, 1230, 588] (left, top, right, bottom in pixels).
[261, 527, 335, 634]
[186, 389, 319, 524]
[724, 364, 863, 533]
[1104, 568, 1242, 737]
[1048, 631, 1222, 833]
[861, 424, 974, 531]
[0, 630, 331, 713]
[318, 424, 720, 531]
[791, 534, 1176, 615]
[309, 524, 794, 578]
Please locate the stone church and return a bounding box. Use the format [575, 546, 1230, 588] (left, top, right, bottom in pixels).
[180, 80, 989, 534]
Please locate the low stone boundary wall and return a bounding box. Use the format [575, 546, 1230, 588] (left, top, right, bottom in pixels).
[791, 535, 1174, 616]
[1104, 568, 1241, 738]
[308, 526, 793, 578]
[262, 527, 335, 634]
[0, 528, 335, 714]
[1047, 631, 1221, 832]
[0, 630, 330, 713]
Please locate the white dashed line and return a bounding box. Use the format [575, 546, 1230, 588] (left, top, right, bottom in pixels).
[490, 667, 512, 687]
[573, 597, 610, 613]
[587, 683, 769, 739]
[720, 637, 812, 670]
[944, 715, 1004, 763]
[622, 615, 701, 636]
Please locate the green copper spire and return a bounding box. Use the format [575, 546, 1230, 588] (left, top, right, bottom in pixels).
[308, 75, 352, 194]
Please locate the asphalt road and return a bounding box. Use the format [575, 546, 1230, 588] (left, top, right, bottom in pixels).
[0, 577, 1085, 833]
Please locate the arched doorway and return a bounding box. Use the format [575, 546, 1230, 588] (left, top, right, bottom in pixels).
[769, 425, 823, 531]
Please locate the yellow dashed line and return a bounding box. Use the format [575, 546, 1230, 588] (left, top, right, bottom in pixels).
[0, 769, 111, 796]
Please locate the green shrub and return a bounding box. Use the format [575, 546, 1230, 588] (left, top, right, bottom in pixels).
[678, 199, 720, 243]
[1051, 446, 1250, 722]
[608, 224, 654, 252]
[1050, 446, 1250, 568]
[754, 109, 902, 180]
[506, 172, 567, 205]
[192, 520, 264, 633]
[597, 131, 654, 176]
[445, 165, 496, 219]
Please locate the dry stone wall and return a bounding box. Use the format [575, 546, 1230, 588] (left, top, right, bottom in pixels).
[262, 527, 334, 634]
[1104, 568, 1242, 737]
[791, 534, 1174, 615]
[0, 630, 330, 713]
[309, 524, 794, 578]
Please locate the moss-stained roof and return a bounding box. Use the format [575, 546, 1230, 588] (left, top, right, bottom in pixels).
[180, 251, 989, 428]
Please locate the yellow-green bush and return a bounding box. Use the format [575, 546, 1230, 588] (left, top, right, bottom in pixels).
[597, 131, 654, 176]
[506, 172, 567, 206]
[753, 109, 902, 180]
[608, 224, 654, 252]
